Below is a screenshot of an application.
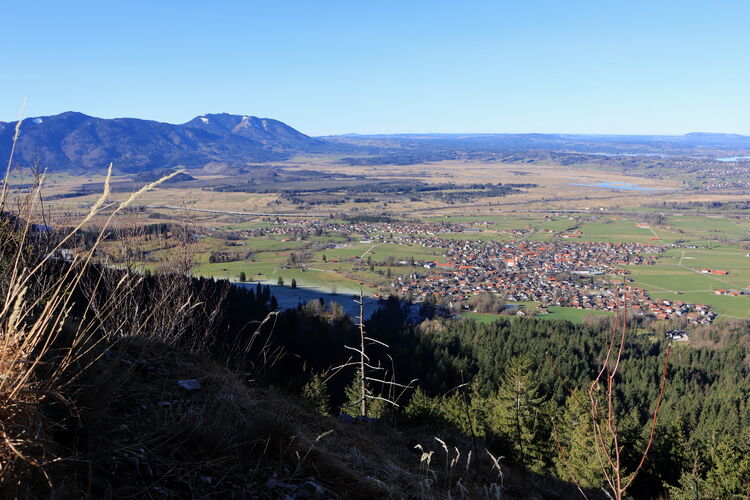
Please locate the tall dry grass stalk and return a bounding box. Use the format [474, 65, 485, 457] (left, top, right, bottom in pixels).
[0, 99, 26, 213]
[0, 119, 187, 493]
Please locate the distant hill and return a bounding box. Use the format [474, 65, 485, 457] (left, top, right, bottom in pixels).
[327, 131, 750, 153]
[132, 170, 196, 183]
[326, 131, 750, 166]
[0, 112, 327, 172]
[4, 110, 750, 173]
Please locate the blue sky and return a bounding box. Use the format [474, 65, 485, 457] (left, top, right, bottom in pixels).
[2, 1, 750, 135]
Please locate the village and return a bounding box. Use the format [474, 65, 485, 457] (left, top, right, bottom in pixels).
[388, 238, 717, 325]
[223, 217, 723, 326]
[236, 218, 481, 239]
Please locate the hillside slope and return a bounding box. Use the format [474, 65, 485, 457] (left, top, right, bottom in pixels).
[0, 112, 326, 172]
[31, 336, 594, 499]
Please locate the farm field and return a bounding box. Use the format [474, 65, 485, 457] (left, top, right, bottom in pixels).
[192, 256, 375, 294]
[625, 246, 750, 318]
[24, 154, 707, 227]
[189, 238, 447, 295]
[311, 243, 443, 263]
[464, 304, 612, 324]
[578, 220, 668, 243]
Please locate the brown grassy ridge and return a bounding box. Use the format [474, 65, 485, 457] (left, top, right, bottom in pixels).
[23, 334, 597, 499]
[39, 336, 399, 498]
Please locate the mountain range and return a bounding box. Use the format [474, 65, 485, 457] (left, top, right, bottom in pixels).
[2, 111, 750, 173]
[0, 112, 327, 172]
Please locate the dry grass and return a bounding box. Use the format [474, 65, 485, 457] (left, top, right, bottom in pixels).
[58, 335, 585, 499]
[0, 120, 188, 496]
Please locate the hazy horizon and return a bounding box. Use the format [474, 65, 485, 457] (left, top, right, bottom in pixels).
[3, 109, 750, 139]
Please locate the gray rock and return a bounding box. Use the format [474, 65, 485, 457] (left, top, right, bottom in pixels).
[177, 379, 201, 390]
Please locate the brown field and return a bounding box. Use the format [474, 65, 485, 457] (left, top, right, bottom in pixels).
[13, 156, 750, 226]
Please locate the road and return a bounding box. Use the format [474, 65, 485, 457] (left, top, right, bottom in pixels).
[146, 205, 326, 218]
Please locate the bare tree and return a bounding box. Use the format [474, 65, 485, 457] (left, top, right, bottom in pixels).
[333, 290, 415, 418]
[549, 295, 672, 500]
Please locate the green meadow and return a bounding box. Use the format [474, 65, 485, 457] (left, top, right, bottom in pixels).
[464, 304, 612, 324]
[312, 242, 443, 263]
[624, 245, 750, 318]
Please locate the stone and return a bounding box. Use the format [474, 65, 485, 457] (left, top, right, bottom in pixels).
[177, 379, 201, 390]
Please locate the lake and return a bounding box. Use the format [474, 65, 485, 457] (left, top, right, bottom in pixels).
[235, 282, 386, 319]
[716, 156, 750, 162]
[570, 181, 669, 191]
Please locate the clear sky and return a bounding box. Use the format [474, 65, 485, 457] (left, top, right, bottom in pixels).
[2, 1, 750, 136]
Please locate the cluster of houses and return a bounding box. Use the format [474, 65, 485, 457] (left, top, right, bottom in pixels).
[390, 239, 717, 325]
[691, 161, 750, 190]
[222, 218, 727, 326]
[666, 329, 690, 341]
[645, 299, 715, 324]
[238, 219, 477, 239]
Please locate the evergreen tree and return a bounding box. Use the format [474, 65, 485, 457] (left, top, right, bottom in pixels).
[238, 271, 246, 282]
[269, 296, 278, 310]
[277, 276, 285, 286]
[341, 370, 386, 418]
[702, 428, 750, 498]
[303, 372, 330, 415]
[552, 390, 607, 489]
[441, 386, 488, 438]
[291, 278, 297, 289]
[404, 387, 443, 425]
[489, 356, 547, 472]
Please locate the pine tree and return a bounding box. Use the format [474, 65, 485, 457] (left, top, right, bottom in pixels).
[341, 370, 386, 418]
[404, 387, 442, 424]
[702, 428, 750, 498]
[291, 278, 297, 289]
[303, 372, 330, 415]
[440, 387, 488, 438]
[552, 390, 607, 489]
[489, 356, 546, 472]
[238, 271, 246, 282]
[277, 276, 284, 286]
